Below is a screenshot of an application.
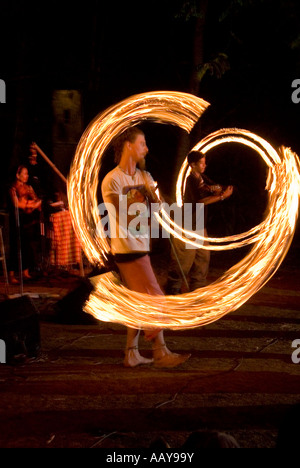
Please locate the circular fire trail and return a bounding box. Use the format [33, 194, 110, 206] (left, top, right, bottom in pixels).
[67, 91, 300, 330]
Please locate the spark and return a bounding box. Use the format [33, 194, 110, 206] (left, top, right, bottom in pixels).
[67, 92, 300, 330]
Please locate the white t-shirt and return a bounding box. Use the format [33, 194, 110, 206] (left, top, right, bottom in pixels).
[101, 166, 156, 255]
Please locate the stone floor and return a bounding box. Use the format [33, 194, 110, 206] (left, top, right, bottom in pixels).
[0, 240, 300, 449]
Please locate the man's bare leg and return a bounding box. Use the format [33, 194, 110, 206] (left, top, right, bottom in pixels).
[124, 327, 153, 367]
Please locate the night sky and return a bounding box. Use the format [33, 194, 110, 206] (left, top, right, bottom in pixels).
[1, 0, 300, 240]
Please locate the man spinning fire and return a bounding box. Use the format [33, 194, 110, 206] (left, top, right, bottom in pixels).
[101, 126, 190, 368]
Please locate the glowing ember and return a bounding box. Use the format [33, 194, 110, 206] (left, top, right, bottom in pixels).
[67, 92, 300, 330]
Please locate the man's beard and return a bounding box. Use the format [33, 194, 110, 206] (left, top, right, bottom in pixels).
[137, 158, 146, 171]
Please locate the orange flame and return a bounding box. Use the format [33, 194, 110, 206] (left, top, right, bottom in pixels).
[67, 92, 300, 330]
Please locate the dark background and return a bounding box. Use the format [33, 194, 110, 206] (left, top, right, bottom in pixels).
[1, 0, 300, 241]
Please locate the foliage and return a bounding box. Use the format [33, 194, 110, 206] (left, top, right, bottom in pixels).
[196, 52, 230, 82]
[175, 0, 207, 21]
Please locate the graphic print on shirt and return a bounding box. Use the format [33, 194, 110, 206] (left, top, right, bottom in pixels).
[122, 184, 150, 235]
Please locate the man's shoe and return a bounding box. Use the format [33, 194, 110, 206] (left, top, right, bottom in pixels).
[154, 352, 191, 368]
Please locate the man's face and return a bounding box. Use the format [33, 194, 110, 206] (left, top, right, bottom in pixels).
[192, 156, 206, 175]
[129, 134, 149, 163]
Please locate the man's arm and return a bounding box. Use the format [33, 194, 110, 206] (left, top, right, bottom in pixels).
[198, 185, 234, 205]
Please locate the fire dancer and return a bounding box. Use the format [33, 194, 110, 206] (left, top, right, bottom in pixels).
[101, 126, 190, 368]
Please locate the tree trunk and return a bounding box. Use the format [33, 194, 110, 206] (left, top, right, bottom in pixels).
[172, 0, 208, 196]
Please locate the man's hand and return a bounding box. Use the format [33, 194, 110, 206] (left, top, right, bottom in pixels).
[222, 185, 234, 199]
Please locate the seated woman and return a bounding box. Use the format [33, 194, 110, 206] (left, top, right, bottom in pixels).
[8, 165, 42, 284]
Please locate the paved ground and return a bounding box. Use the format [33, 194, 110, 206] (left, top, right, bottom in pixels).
[0, 238, 299, 449]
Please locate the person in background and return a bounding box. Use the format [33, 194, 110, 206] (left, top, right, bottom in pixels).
[8, 165, 42, 284]
[166, 150, 233, 295]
